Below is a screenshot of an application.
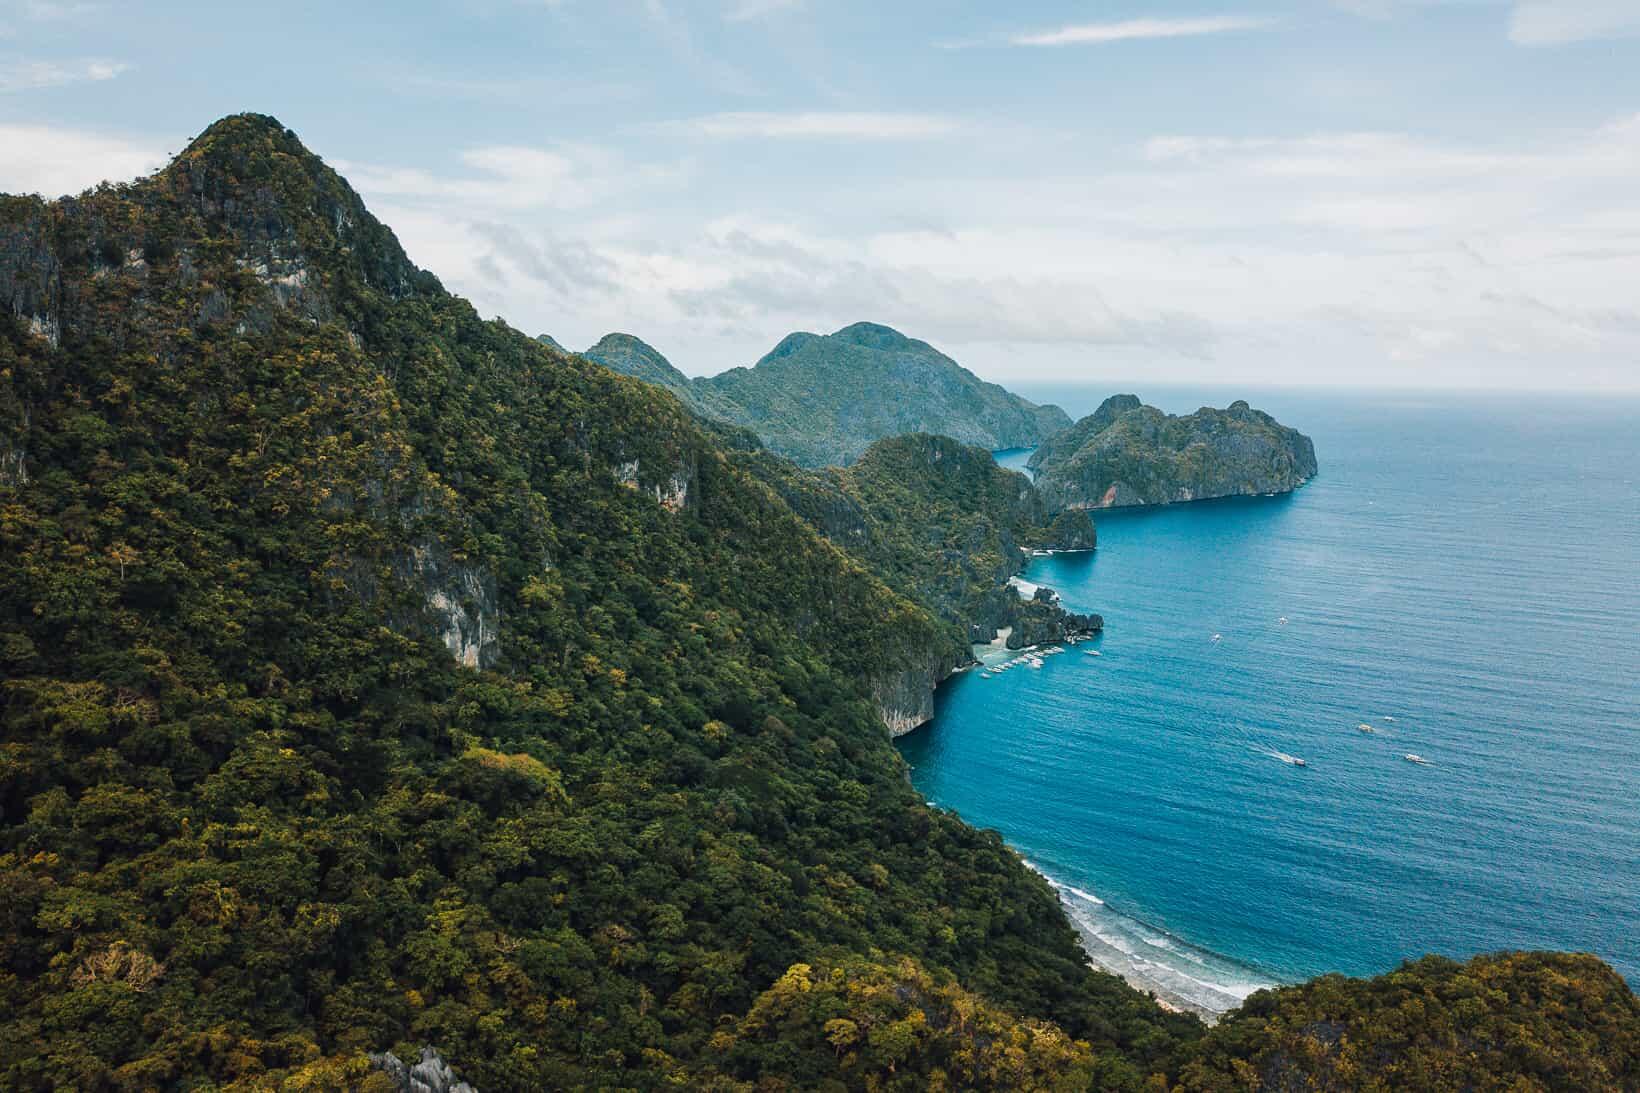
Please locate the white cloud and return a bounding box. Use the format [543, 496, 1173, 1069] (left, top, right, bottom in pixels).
[663, 111, 960, 139]
[0, 123, 162, 197]
[1331, 0, 1640, 46]
[347, 110, 1640, 389]
[11, 109, 1639, 390]
[337, 143, 690, 212]
[0, 57, 128, 92]
[5, 1, 104, 20]
[1508, 0, 1640, 44]
[724, 0, 801, 21]
[1003, 15, 1275, 47]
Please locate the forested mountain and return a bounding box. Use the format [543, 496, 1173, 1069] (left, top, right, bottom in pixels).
[0, 111, 1186, 1091]
[578, 322, 1071, 468]
[1028, 395, 1318, 510]
[2, 114, 1635, 1091]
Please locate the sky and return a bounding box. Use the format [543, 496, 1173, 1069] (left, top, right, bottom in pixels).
[3, 0, 1640, 391]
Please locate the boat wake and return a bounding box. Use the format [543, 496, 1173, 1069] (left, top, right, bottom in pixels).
[1024, 860, 1276, 1021]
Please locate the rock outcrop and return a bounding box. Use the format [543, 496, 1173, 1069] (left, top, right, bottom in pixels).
[369, 1047, 478, 1093]
[1030, 395, 1317, 510]
[872, 644, 971, 738]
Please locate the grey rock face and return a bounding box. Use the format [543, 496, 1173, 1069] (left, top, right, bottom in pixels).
[414, 550, 501, 671]
[874, 645, 968, 737]
[0, 204, 61, 348]
[370, 1047, 478, 1093]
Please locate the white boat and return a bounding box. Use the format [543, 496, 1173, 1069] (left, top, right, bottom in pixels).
[1382, 716, 1397, 722]
[1272, 751, 1308, 767]
[1211, 633, 1222, 643]
[1358, 723, 1375, 733]
[1085, 649, 1102, 657]
[1404, 753, 1429, 765]
[1278, 616, 1289, 625]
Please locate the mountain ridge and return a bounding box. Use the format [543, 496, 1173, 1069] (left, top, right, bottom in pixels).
[577, 321, 1072, 467]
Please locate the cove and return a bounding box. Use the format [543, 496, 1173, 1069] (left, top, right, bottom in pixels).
[898, 388, 1640, 1018]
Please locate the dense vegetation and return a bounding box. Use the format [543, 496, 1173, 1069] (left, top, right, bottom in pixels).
[1180, 953, 1640, 1091]
[3, 114, 1635, 1091]
[1029, 395, 1319, 510]
[578, 323, 1071, 468]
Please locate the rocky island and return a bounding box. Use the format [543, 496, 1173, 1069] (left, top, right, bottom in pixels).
[1029, 394, 1318, 509]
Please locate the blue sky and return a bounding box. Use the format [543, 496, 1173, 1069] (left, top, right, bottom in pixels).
[4, 0, 1640, 390]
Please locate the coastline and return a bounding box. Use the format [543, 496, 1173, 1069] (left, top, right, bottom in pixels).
[1026, 860, 1275, 1022]
[909, 477, 1276, 1021]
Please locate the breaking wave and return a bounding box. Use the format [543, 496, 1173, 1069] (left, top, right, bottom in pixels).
[1024, 859, 1276, 1021]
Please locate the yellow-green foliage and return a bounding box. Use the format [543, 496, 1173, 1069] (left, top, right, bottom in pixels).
[697, 956, 1104, 1091]
[1179, 952, 1640, 1092]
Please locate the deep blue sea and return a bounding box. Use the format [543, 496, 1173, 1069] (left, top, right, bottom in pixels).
[899, 387, 1640, 1017]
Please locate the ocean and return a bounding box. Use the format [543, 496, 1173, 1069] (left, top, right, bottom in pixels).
[897, 387, 1640, 1019]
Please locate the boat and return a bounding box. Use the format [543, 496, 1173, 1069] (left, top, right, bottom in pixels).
[1211, 633, 1222, 643]
[1404, 753, 1429, 765]
[1085, 649, 1102, 657]
[1272, 751, 1307, 767]
[1358, 723, 1375, 733]
[1382, 716, 1397, 722]
[1278, 616, 1289, 625]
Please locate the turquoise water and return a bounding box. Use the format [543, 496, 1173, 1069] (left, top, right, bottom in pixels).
[899, 389, 1640, 1016]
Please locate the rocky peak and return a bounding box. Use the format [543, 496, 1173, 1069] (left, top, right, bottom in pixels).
[588, 332, 671, 366]
[1090, 393, 1142, 429]
[157, 112, 429, 303]
[830, 321, 919, 352]
[581, 332, 695, 399]
[757, 330, 821, 362]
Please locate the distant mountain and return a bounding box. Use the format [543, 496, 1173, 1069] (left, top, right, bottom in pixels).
[579, 332, 694, 400]
[577, 322, 1071, 467]
[1029, 395, 1318, 510]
